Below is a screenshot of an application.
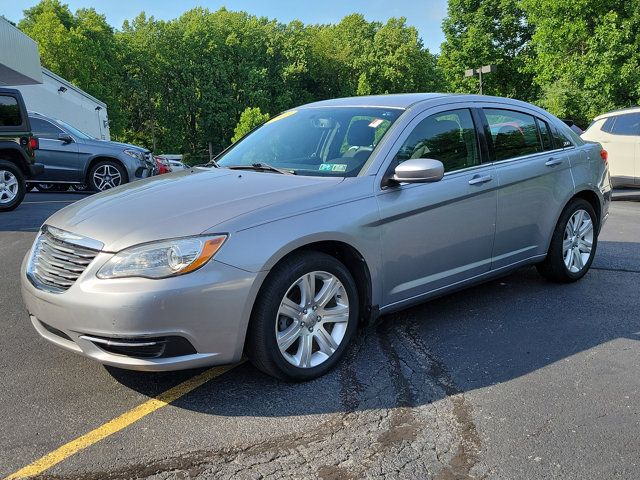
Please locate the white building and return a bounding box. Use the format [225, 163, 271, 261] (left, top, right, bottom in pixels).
[0, 17, 111, 140]
[10, 68, 111, 140]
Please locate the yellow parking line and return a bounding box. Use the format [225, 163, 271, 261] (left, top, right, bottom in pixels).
[5, 363, 241, 479]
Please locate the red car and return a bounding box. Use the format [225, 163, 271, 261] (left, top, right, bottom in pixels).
[154, 156, 172, 175]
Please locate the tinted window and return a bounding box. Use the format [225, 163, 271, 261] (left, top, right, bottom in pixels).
[609, 113, 640, 136]
[394, 109, 480, 173]
[31, 117, 63, 139]
[537, 118, 552, 150]
[485, 109, 542, 161]
[552, 127, 573, 148]
[0, 96, 21, 127]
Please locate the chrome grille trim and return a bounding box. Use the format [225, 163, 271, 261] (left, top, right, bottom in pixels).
[26, 226, 102, 293]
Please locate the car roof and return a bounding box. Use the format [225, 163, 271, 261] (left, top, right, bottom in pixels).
[297, 93, 546, 113]
[298, 93, 449, 109]
[593, 106, 640, 120]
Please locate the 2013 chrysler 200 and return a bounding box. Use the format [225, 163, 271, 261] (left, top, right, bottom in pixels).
[21, 94, 611, 381]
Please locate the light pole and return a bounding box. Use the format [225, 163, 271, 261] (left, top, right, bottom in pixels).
[464, 64, 497, 95]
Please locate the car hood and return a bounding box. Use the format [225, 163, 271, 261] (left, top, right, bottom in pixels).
[82, 138, 149, 153]
[45, 168, 343, 252]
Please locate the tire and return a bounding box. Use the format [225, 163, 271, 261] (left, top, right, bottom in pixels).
[35, 183, 57, 192]
[0, 160, 26, 212]
[536, 198, 598, 283]
[246, 251, 359, 381]
[89, 160, 127, 192]
[71, 183, 92, 192]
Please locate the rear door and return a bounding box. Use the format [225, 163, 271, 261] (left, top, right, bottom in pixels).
[479, 106, 575, 268]
[30, 117, 81, 182]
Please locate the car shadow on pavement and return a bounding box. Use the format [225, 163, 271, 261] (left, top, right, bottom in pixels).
[107, 242, 640, 419]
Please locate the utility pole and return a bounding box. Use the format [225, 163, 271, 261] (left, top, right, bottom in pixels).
[464, 64, 497, 95]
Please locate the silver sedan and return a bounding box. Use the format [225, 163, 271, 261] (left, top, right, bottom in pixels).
[21, 93, 611, 381]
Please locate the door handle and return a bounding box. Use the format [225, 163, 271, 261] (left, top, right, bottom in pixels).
[468, 175, 493, 185]
[545, 158, 563, 167]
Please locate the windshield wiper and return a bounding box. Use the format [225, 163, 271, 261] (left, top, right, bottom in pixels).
[226, 163, 296, 175]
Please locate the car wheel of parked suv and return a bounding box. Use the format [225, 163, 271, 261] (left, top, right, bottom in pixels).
[537, 198, 598, 283]
[246, 252, 359, 381]
[71, 183, 92, 192]
[90, 161, 127, 191]
[0, 160, 26, 212]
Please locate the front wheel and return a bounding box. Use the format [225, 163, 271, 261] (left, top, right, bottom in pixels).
[0, 160, 26, 212]
[89, 161, 127, 192]
[537, 198, 598, 283]
[246, 252, 359, 381]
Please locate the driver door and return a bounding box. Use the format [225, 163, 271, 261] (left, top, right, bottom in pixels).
[375, 106, 497, 307]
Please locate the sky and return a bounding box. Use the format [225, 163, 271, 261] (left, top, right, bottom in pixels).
[2, 0, 448, 52]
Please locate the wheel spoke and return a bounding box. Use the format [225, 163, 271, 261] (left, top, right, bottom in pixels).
[314, 327, 338, 355]
[297, 334, 313, 368]
[277, 322, 303, 352]
[299, 273, 315, 306]
[573, 247, 584, 270]
[578, 220, 593, 238]
[562, 238, 572, 252]
[279, 297, 302, 319]
[319, 303, 349, 323]
[314, 276, 340, 307]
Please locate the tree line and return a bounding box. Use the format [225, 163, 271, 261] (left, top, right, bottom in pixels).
[15, 0, 640, 161]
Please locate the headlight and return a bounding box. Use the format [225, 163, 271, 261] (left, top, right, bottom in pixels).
[123, 149, 144, 162]
[97, 235, 227, 279]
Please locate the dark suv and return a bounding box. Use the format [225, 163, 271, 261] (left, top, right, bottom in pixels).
[0, 88, 41, 211]
[28, 112, 155, 192]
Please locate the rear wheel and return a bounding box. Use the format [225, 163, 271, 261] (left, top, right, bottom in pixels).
[246, 252, 359, 381]
[537, 198, 598, 283]
[0, 160, 26, 212]
[89, 161, 127, 192]
[71, 183, 92, 192]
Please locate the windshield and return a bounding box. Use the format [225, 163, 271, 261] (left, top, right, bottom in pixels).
[216, 107, 403, 177]
[53, 118, 94, 140]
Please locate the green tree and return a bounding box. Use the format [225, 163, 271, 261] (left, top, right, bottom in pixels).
[522, 0, 640, 124]
[439, 0, 536, 99]
[19, 0, 124, 133]
[231, 107, 270, 143]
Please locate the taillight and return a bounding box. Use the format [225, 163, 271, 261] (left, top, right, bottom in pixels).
[600, 149, 608, 165]
[28, 136, 39, 150]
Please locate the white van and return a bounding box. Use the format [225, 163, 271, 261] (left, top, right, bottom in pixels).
[582, 107, 640, 187]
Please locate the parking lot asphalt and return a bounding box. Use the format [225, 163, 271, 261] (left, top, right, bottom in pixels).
[1, 191, 639, 479]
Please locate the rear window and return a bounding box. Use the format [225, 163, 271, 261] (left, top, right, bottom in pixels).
[484, 108, 543, 161]
[0, 95, 22, 127]
[605, 113, 640, 136]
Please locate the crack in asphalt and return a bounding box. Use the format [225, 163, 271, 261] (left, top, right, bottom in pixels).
[37, 317, 479, 480]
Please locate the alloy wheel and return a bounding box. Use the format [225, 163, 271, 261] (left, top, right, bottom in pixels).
[275, 271, 350, 368]
[0, 169, 18, 204]
[93, 165, 122, 190]
[563, 209, 594, 273]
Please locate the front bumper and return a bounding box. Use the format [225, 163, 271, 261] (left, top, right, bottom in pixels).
[21, 253, 265, 372]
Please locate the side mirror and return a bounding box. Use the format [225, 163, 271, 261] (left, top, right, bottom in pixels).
[393, 158, 444, 183]
[58, 133, 74, 144]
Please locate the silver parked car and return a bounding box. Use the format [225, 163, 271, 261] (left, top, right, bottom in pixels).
[21, 94, 611, 381]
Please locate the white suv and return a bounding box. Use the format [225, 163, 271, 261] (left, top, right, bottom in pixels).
[582, 108, 640, 187]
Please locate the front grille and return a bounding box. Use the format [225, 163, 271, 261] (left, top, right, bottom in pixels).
[27, 227, 101, 293]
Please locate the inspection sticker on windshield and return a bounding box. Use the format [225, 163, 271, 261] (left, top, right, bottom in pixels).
[319, 163, 347, 172]
[266, 110, 297, 124]
[368, 118, 384, 128]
